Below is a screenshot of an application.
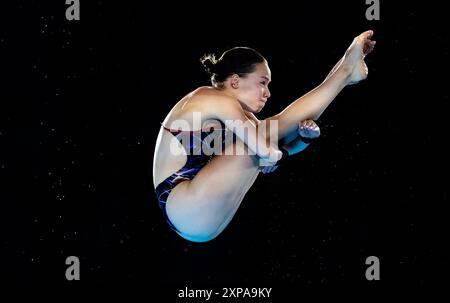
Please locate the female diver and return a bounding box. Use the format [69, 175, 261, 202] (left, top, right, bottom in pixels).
[153, 30, 376, 242]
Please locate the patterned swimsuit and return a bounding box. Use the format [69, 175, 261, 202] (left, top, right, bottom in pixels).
[155, 121, 233, 231]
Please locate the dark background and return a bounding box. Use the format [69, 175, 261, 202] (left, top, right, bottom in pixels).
[1, 0, 448, 291]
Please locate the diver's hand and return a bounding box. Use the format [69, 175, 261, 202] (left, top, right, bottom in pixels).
[259, 163, 279, 174]
[343, 30, 376, 85]
[299, 119, 321, 139]
[258, 148, 282, 168]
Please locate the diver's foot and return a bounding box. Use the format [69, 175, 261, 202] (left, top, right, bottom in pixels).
[343, 30, 376, 85]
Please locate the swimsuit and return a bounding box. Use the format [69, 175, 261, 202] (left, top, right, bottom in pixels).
[155, 121, 233, 231]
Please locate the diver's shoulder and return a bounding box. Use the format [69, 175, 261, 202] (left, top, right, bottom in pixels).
[189, 86, 239, 106]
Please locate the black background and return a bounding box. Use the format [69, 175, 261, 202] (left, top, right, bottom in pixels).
[1, 0, 448, 292]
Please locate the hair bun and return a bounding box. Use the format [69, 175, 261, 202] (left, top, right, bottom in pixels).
[200, 53, 218, 75]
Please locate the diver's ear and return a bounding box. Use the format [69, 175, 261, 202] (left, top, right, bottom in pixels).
[230, 74, 239, 89]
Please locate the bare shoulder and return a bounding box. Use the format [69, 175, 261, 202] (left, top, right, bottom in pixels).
[163, 87, 244, 128]
[189, 87, 243, 115]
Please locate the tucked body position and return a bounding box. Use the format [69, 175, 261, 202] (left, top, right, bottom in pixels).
[152, 31, 376, 242]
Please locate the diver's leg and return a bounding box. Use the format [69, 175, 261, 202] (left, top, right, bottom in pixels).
[165, 139, 260, 242]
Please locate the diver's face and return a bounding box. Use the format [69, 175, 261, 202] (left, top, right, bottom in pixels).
[234, 62, 271, 113]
